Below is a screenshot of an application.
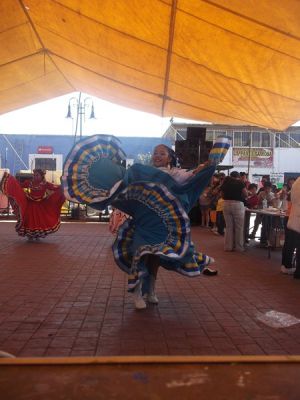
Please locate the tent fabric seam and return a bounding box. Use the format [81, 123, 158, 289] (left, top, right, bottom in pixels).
[202, 0, 300, 42]
[161, 0, 178, 115]
[51, 0, 168, 51]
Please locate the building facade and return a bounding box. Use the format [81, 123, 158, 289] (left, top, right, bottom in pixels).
[164, 123, 300, 184]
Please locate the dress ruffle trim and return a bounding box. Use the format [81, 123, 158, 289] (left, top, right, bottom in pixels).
[112, 182, 211, 290]
[62, 135, 126, 204]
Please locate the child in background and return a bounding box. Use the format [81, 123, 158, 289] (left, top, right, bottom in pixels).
[208, 174, 222, 232]
[249, 182, 275, 240]
[278, 183, 288, 211]
[215, 195, 225, 236]
[199, 186, 211, 227]
[109, 208, 129, 234]
[240, 172, 250, 189]
[246, 183, 259, 209]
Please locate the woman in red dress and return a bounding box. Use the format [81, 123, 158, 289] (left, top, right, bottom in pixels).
[0, 169, 65, 240]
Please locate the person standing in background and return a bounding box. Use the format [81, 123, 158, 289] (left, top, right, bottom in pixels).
[258, 175, 270, 193]
[208, 174, 223, 233]
[240, 172, 250, 189]
[199, 186, 212, 228]
[278, 183, 289, 211]
[287, 177, 300, 279]
[215, 195, 225, 236]
[249, 181, 275, 242]
[281, 178, 297, 275]
[244, 183, 259, 241]
[221, 171, 248, 252]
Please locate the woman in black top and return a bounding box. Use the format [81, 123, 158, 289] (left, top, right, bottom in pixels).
[221, 171, 248, 252]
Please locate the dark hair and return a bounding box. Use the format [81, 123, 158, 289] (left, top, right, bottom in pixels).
[287, 177, 296, 186]
[154, 144, 177, 168]
[230, 171, 240, 178]
[248, 183, 257, 190]
[263, 181, 272, 188]
[33, 169, 46, 178]
[261, 175, 270, 181]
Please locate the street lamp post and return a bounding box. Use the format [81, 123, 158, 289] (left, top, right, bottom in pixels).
[66, 92, 96, 142]
[66, 92, 96, 220]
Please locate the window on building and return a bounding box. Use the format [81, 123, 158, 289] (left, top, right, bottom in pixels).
[252, 132, 261, 147]
[241, 131, 251, 146]
[233, 130, 272, 147]
[275, 132, 300, 148]
[224, 131, 233, 143]
[35, 158, 57, 171]
[234, 132, 242, 147]
[275, 133, 289, 148]
[206, 130, 230, 142]
[261, 132, 271, 147]
[216, 131, 228, 138]
[290, 133, 300, 147]
[206, 130, 214, 141]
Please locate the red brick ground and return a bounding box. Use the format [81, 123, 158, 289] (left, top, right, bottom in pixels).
[0, 220, 300, 357]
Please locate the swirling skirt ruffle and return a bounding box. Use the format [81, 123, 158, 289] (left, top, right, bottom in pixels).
[111, 181, 212, 291]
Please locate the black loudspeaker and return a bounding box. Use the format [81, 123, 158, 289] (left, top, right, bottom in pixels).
[200, 141, 213, 164]
[186, 127, 206, 142]
[175, 140, 199, 169]
[175, 127, 208, 169]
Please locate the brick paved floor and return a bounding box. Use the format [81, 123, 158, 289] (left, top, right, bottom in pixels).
[1, 220, 300, 357]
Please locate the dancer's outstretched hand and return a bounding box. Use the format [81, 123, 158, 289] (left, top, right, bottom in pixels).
[192, 160, 212, 175]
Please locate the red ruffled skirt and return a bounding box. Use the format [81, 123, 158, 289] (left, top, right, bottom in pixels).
[1, 173, 65, 238]
[108, 208, 129, 234]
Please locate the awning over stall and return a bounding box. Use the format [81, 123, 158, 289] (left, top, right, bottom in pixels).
[1, 0, 300, 130]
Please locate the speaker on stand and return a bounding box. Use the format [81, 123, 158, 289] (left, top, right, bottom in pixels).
[175, 127, 213, 225]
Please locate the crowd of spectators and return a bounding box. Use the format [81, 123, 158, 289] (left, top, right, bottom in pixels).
[197, 172, 297, 257]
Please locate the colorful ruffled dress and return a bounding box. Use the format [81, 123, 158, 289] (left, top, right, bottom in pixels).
[0, 172, 65, 238]
[62, 135, 230, 291]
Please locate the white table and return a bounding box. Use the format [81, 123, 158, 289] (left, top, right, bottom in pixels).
[246, 208, 286, 258]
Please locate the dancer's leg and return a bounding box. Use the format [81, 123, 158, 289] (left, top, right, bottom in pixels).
[205, 209, 210, 227]
[146, 255, 159, 304]
[133, 280, 146, 309]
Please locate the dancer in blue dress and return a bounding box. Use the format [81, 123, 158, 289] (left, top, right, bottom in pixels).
[130, 143, 219, 309]
[62, 135, 230, 309]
